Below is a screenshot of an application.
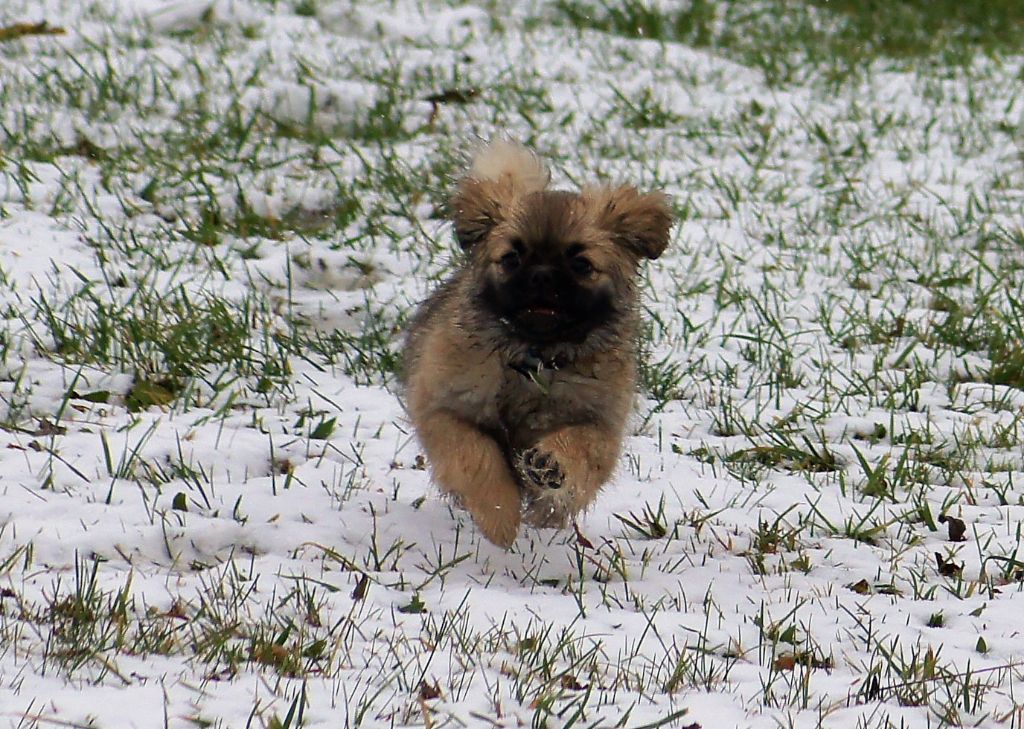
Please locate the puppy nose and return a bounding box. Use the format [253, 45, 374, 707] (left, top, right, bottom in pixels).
[528, 266, 555, 289]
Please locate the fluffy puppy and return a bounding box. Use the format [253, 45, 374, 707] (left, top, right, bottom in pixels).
[403, 141, 672, 547]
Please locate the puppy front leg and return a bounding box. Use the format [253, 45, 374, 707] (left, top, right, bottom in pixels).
[515, 424, 621, 528]
[415, 409, 522, 547]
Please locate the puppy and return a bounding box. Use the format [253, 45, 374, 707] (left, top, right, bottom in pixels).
[403, 141, 672, 547]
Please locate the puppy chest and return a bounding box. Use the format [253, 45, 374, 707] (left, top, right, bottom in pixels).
[494, 371, 590, 440]
[441, 356, 626, 444]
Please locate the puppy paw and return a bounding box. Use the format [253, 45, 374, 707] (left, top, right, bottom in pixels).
[514, 448, 565, 492]
[453, 483, 522, 549]
[448, 492, 521, 549]
[473, 507, 521, 549]
[523, 497, 572, 529]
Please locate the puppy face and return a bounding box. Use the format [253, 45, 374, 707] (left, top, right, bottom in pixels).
[451, 150, 672, 346]
[472, 192, 614, 343]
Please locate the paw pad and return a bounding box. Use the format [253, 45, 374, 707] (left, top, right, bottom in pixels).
[514, 448, 565, 491]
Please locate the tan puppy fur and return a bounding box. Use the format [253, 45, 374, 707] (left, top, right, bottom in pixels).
[403, 141, 673, 547]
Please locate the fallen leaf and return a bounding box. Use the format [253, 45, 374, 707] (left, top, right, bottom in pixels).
[0, 21, 66, 42]
[165, 601, 188, 619]
[574, 523, 594, 549]
[424, 88, 479, 105]
[939, 513, 967, 542]
[397, 593, 426, 614]
[71, 390, 111, 403]
[847, 579, 870, 594]
[351, 573, 369, 601]
[34, 419, 67, 436]
[126, 380, 175, 411]
[935, 552, 963, 577]
[774, 654, 797, 671]
[559, 673, 587, 691]
[418, 680, 441, 701]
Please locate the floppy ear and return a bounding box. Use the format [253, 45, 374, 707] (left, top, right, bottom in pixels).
[589, 185, 673, 260]
[450, 178, 510, 251]
[450, 141, 550, 250]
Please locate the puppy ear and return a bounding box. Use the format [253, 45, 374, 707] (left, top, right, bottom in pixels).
[589, 185, 673, 260]
[450, 141, 550, 250]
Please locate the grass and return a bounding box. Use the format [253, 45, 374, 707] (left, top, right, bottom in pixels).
[553, 0, 1024, 85]
[3, 0, 1024, 726]
[26, 274, 296, 408]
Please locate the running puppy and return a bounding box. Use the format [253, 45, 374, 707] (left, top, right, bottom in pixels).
[403, 141, 673, 547]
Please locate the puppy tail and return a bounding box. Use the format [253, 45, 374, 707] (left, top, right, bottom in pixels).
[468, 140, 550, 194]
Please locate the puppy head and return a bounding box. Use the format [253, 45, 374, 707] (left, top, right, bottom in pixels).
[451, 142, 673, 344]
[450, 140, 551, 250]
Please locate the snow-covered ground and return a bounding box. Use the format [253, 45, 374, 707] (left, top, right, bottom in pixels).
[2, 1, 1024, 726]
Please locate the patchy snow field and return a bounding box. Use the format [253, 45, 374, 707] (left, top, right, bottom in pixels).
[2, 0, 1024, 726]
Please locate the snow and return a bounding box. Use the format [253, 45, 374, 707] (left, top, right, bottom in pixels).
[2, 0, 1024, 726]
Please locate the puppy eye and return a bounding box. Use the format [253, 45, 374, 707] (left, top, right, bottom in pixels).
[569, 256, 594, 276]
[499, 251, 521, 271]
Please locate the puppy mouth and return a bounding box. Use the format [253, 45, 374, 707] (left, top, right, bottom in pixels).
[523, 304, 558, 318]
[516, 304, 563, 332]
